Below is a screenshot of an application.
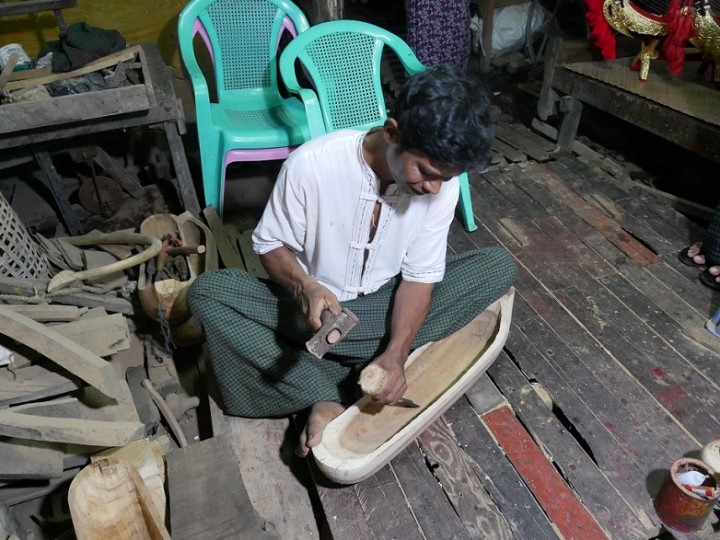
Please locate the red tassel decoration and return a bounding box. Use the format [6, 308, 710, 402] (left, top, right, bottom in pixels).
[586, 0, 617, 59]
[662, 0, 696, 75]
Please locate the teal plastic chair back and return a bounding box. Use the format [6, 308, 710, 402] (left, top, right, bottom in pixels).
[279, 20, 477, 232]
[178, 0, 312, 215]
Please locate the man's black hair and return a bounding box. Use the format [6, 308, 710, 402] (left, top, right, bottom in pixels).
[392, 66, 493, 171]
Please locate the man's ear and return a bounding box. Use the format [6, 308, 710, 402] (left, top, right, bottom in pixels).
[382, 118, 401, 144]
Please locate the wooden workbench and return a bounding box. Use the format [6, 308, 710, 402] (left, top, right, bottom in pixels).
[538, 39, 720, 165]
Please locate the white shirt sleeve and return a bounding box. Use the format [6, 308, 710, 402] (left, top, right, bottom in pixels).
[252, 159, 309, 256]
[400, 177, 459, 283]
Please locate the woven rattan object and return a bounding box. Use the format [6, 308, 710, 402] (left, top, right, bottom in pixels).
[0, 191, 49, 279]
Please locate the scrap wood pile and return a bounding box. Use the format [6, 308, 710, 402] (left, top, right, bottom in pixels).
[0, 199, 217, 538]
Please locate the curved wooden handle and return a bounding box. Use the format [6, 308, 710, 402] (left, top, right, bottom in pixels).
[47, 231, 162, 293]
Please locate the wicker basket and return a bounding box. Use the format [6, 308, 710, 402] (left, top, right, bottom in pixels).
[0, 191, 49, 279]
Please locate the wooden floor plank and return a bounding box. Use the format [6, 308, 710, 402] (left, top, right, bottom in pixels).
[556, 283, 720, 442]
[645, 261, 719, 318]
[532, 215, 617, 278]
[548, 160, 686, 257]
[599, 272, 720, 386]
[513, 267, 698, 466]
[488, 352, 657, 539]
[502, 163, 568, 214]
[501, 315, 661, 518]
[390, 442, 473, 539]
[417, 418, 514, 540]
[355, 458, 426, 539]
[531, 164, 660, 264]
[481, 405, 609, 540]
[445, 399, 559, 539]
[481, 170, 550, 220]
[311, 472, 374, 540]
[615, 262, 708, 330]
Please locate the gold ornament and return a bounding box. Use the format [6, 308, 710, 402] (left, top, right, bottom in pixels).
[603, 0, 669, 80]
[691, 1, 720, 83]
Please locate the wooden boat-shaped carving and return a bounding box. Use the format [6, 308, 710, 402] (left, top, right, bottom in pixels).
[138, 211, 217, 325]
[313, 289, 515, 484]
[69, 458, 170, 540]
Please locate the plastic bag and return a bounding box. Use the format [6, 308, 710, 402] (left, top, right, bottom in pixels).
[470, 2, 546, 58]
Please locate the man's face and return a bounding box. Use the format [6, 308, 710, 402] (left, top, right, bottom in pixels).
[385, 143, 461, 196]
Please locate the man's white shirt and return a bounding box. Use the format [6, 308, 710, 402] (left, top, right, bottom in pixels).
[252, 129, 459, 301]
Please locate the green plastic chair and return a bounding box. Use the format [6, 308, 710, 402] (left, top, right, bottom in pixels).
[178, 0, 312, 215]
[278, 20, 478, 232]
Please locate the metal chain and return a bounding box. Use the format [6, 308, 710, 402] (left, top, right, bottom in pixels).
[156, 306, 174, 359]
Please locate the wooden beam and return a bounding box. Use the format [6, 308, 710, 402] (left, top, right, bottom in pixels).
[0, 306, 122, 399]
[0, 409, 144, 446]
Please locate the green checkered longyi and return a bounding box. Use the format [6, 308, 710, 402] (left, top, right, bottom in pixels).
[187, 247, 516, 417]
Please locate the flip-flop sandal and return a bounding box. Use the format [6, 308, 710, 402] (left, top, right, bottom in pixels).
[699, 269, 720, 291]
[678, 246, 707, 268]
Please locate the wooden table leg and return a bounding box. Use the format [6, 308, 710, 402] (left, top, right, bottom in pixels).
[556, 96, 583, 154]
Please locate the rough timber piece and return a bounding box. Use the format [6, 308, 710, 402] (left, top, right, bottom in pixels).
[0, 306, 122, 399]
[202, 206, 244, 269]
[167, 435, 280, 540]
[50, 291, 135, 315]
[314, 290, 514, 484]
[69, 458, 171, 540]
[5, 46, 139, 92]
[224, 416, 319, 539]
[2, 305, 83, 322]
[494, 123, 551, 162]
[69, 147, 144, 199]
[0, 363, 81, 407]
[0, 409, 144, 446]
[53, 313, 131, 357]
[0, 438, 64, 480]
[237, 228, 268, 278]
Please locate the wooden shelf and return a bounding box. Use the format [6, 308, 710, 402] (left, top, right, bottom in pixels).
[0, 0, 77, 17]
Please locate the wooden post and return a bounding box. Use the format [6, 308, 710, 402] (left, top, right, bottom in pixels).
[537, 37, 561, 121]
[556, 96, 583, 154]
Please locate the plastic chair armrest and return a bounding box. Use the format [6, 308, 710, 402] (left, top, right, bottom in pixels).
[292, 87, 327, 138]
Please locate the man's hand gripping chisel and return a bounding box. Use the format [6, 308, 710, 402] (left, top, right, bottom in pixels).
[305, 308, 359, 359]
[359, 364, 420, 408]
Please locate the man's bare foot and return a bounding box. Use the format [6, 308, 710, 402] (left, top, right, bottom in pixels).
[296, 401, 345, 457]
[687, 242, 706, 266]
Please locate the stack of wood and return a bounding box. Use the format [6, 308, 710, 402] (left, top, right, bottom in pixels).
[0, 235, 202, 538]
